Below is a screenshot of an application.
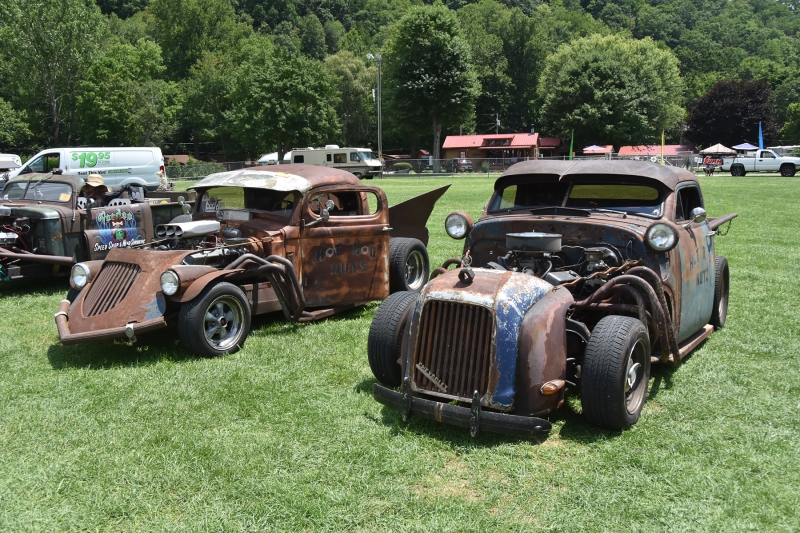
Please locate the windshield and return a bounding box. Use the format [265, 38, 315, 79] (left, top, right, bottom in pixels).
[359, 151, 376, 161]
[488, 180, 663, 217]
[199, 187, 298, 218]
[1, 181, 72, 202]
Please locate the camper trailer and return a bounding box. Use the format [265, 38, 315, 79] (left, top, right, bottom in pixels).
[291, 145, 382, 179]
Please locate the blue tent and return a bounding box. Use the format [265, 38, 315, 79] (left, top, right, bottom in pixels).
[733, 142, 758, 150]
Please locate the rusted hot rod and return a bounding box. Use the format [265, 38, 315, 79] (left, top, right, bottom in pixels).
[0, 172, 191, 283]
[368, 160, 737, 435]
[55, 165, 448, 357]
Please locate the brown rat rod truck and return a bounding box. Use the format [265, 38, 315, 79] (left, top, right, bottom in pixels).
[55, 165, 449, 356]
[0, 171, 191, 284]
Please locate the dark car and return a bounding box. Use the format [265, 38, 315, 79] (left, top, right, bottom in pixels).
[0, 172, 191, 283]
[56, 165, 448, 357]
[367, 160, 737, 436]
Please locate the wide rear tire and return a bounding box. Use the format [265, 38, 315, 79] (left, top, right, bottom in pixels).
[710, 255, 729, 329]
[780, 164, 796, 177]
[581, 316, 650, 430]
[368, 291, 418, 387]
[179, 282, 251, 357]
[389, 237, 429, 293]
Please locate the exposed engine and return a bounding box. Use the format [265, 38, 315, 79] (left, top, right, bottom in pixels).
[154, 220, 270, 267]
[487, 232, 627, 292]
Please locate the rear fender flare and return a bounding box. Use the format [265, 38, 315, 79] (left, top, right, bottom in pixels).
[173, 269, 244, 303]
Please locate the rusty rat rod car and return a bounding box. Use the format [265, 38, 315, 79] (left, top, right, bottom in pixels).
[368, 160, 737, 436]
[55, 165, 448, 356]
[0, 171, 191, 283]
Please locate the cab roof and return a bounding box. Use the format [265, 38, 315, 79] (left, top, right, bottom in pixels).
[190, 164, 363, 193]
[499, 160, 697, 191]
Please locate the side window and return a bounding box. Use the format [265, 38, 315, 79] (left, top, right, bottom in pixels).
[675, 186, 703, 221]
[334, 153, 346, 164]
[326, 154, 332, 162]
[350, 152, 361, 162]
[27, 156, 45, 173]
[308, 191, 379, 217]
[293, 155, 305, 163]
[762, 151, 775, 159]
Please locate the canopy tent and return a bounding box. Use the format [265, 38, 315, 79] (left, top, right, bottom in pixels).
[699, 143, 736, 155]
[582, 144, 614, 154]
[733, 142, 758, 150]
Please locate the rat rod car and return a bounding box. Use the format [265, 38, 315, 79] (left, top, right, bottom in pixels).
[55, 165, 448, 357]
[0, 172, 191, 283]
[368, 160, 737, 436]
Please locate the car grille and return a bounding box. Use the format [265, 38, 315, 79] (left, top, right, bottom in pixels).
[82, 262, 141, 317]
[413, 300, 494, 401]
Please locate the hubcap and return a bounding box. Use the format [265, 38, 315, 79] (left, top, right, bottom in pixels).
[625, 339, 648, 414]
[405, 250, 426, 290]
[203, 295, 244, 351]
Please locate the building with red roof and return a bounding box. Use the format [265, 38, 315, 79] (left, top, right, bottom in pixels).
[442, 133, 541, 160]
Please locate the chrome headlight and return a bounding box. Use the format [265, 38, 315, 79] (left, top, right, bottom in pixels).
[445, 211, 473, 240]
[160, 270, 180, 296]
[71, 263, 91, 288]
[645, 223, 679, 252]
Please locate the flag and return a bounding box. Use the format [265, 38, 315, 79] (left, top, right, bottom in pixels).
[758, 122, 764, 149]
[569, 130, 574, 161]
[661, 131, 665, 164]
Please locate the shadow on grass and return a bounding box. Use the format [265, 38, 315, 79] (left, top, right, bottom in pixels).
[0, 277, 69, 298]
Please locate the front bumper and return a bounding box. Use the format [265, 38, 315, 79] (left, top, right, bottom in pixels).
[54, 299, 166, 344]
[373, 383, 551, 437]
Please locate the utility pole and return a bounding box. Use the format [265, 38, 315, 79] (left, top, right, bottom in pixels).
[495, 114, 500, 134]
[366, 53, 383, 162]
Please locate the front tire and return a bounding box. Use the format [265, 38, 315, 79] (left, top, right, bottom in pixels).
[710, 255, 729, 329]
[581, 316, 651, 430]
[730, 165, 745, 177]
[780, 164, 796, 177]
[178, 282, 251, 357]
[389, 238, 429, 293]
[368, 291, 418, 387]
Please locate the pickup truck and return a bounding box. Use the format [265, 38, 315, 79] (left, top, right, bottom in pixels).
[721, 149, 800, 176]
[0, 172, 192, 283]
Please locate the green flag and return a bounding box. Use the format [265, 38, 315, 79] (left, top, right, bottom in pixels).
[569, 130, 574, 161]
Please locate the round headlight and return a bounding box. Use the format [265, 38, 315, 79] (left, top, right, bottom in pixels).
[445, 211, 473, 240]
[645, 223, 679, 252]
[160, 270, 180, 296]
[71, 263, 90, 288]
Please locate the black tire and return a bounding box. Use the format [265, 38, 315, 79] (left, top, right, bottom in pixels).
[389, 237, 429, 293]
[730, 165, 746, 177]
[66, 287, 81, 303]
[780, 164, 796, 177]
[178, 282, 251, 357]
[581, 315, 651, 430]
[710, 255, 729, 330]
[368, 291, 418, 387]
[169, 214, 193, 223]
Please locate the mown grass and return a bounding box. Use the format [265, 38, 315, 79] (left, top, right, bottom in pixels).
[0, 175, 798, 532]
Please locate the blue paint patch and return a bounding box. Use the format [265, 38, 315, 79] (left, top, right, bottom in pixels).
[491, 274, 552, 408]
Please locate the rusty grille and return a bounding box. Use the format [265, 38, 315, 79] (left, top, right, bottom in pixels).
[82, 262, 141, 317]
[413, 301, 494, 400]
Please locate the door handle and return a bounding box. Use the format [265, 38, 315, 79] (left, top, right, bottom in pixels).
[382, 227, 393, 231]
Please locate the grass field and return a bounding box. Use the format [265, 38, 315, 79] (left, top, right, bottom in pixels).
[1, 175, 798, 532]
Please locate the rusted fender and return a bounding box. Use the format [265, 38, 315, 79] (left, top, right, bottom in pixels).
[174, 269, 245, 303]
[0, 247, 75, 266]
[708, 213, 738, 231]
[388, 184, 451, 246]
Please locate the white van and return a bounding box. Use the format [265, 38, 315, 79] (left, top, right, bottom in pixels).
[291, 145, 382, 178]
[7, 147, 165, 190]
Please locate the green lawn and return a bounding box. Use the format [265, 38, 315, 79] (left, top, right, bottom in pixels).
[1, 175, 798, 532]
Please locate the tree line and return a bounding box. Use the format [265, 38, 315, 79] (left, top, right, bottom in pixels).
[2, 0, 800, 161]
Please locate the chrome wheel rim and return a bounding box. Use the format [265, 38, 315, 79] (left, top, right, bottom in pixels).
[625, 338, 648, 414]
[203, 295, 244, 351]
[405, 250, 426, 290]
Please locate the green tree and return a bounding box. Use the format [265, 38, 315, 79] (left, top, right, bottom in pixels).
[384, 4, 479, 165]
[0, 0, 106, 145]
[324, 19, 346, 55]
[780, 102, 800, 142]
[325, 51, 376, 147]
[148, 0, 251, 79]
[686, 79, 779, 148]
[0, 98, 31, 148]
[76, 39, 182, 146]
[226, 36, 339, 160]
[538, 34, 685, 148]
[183, 51, 236, 158]
[299, 14, 327, 60]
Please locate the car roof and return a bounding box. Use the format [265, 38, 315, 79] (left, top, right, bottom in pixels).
[190, 164, 363, 193]
[499, 160, 696, 191]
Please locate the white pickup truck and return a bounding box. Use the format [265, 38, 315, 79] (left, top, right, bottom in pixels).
[721, 149, 800, 176]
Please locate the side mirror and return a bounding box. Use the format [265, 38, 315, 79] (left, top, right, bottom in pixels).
[683, 207, 707, 228]
[305, 208, 330, 228]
